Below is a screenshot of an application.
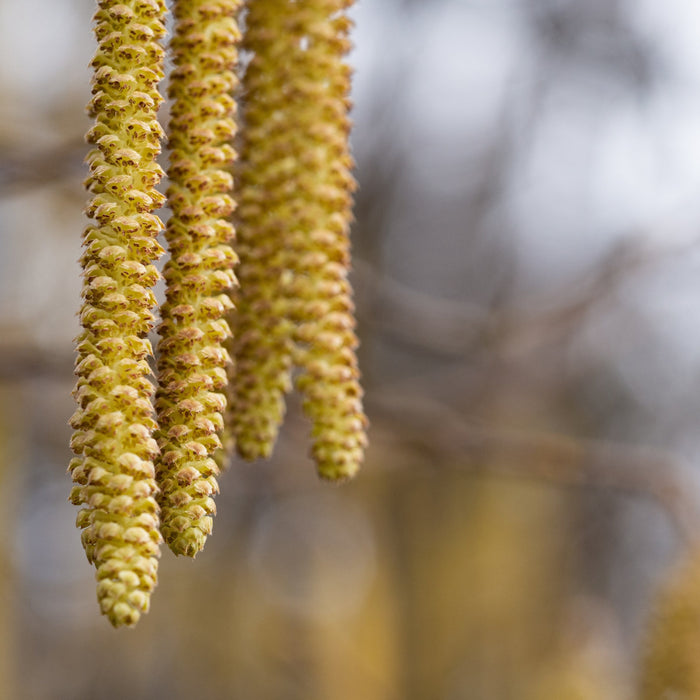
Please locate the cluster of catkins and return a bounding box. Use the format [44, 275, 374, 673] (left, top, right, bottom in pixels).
[69, 0, 366, 628]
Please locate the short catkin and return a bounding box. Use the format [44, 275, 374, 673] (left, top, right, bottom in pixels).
[69, 0, 168, 628]
[227, 0, 367, 478]
[155, 0, 241, 557]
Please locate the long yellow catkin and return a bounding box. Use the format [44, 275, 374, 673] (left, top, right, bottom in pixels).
[286, 0, 367, 480]
[225, 0, 297, 461]
[69, 0, 167, 628]
[227, 0, 367, 478]
[154, 0, 241, 557]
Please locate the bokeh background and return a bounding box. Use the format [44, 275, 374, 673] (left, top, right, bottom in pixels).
[2, 0, 700, 697]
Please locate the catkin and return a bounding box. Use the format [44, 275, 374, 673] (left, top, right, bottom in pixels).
[225, 0, 297, 460]
[69, 0, 167, 628]
[227, 0, 367, 478]
[285, 0, 367, 480]
[155, 0, 241, 557]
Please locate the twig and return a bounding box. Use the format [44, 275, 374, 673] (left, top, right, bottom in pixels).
[353, 237, 700, 358]
[367, 393, 700, 543]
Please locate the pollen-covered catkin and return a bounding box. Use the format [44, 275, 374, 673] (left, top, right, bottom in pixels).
[155, 0, 241, 557]
[227, 0, 367, 478]
[284, 0, 367, 480]
[225, 0, 297, 460]
[69, 0, 168, 628]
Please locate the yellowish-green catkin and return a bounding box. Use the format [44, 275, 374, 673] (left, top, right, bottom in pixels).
[155, 0, 241, 556]
[286, 0, 367, 480]
[640, 549, 700, 698]
[227, 0, 367, 478]
[225, 0, 297, 461]
[69, 0, 167, 628]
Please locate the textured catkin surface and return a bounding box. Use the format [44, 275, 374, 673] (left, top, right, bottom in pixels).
[225, 0, 297, 461]
[69, 0, 167, 628]
[228, 0, 367, 478]
[155, 0, 241, 557]
[286, 0, 367, 480]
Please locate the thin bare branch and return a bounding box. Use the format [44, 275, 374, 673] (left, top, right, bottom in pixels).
[368, 393, 700, 543]
[354, 236, 700, 358]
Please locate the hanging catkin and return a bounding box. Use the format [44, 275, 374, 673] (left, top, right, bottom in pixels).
[155, 0, 241, 556]
[285, 0, 367, 480]
[225, 0, 297, 460]
[227, 0, 367, 478]
[69, 0, 168, 628]
[70, 0, 367, 628]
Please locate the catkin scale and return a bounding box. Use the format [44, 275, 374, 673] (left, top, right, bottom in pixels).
[69, 0, 168, 628]
[155, 0, 241, 556]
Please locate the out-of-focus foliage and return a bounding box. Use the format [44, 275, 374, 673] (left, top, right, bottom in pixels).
[3, 0, 700, 697]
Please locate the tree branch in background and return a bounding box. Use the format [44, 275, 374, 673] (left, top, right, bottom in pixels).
[0, 140, 85, 196]
[368, 393, 700, 544]
[354, 235, 700, 359]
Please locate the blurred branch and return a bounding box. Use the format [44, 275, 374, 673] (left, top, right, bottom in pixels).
[352, 257, 490, 354]
[0, 344, 73, 381]
[354, 236, 700, 358]
[494, 239, 669, 357]
[368, 393, 700, 544]
[0, 139, 85, 197]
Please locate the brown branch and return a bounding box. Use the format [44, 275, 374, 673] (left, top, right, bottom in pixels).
[354, 237, 700, 358]
[0, 344, 74, 381]
[0, 139, 85, 197]
[352, 257, 491, 355]
[367, 393, 700, 543]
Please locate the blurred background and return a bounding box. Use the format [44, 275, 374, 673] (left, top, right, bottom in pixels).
[2, 0, 700, 697]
